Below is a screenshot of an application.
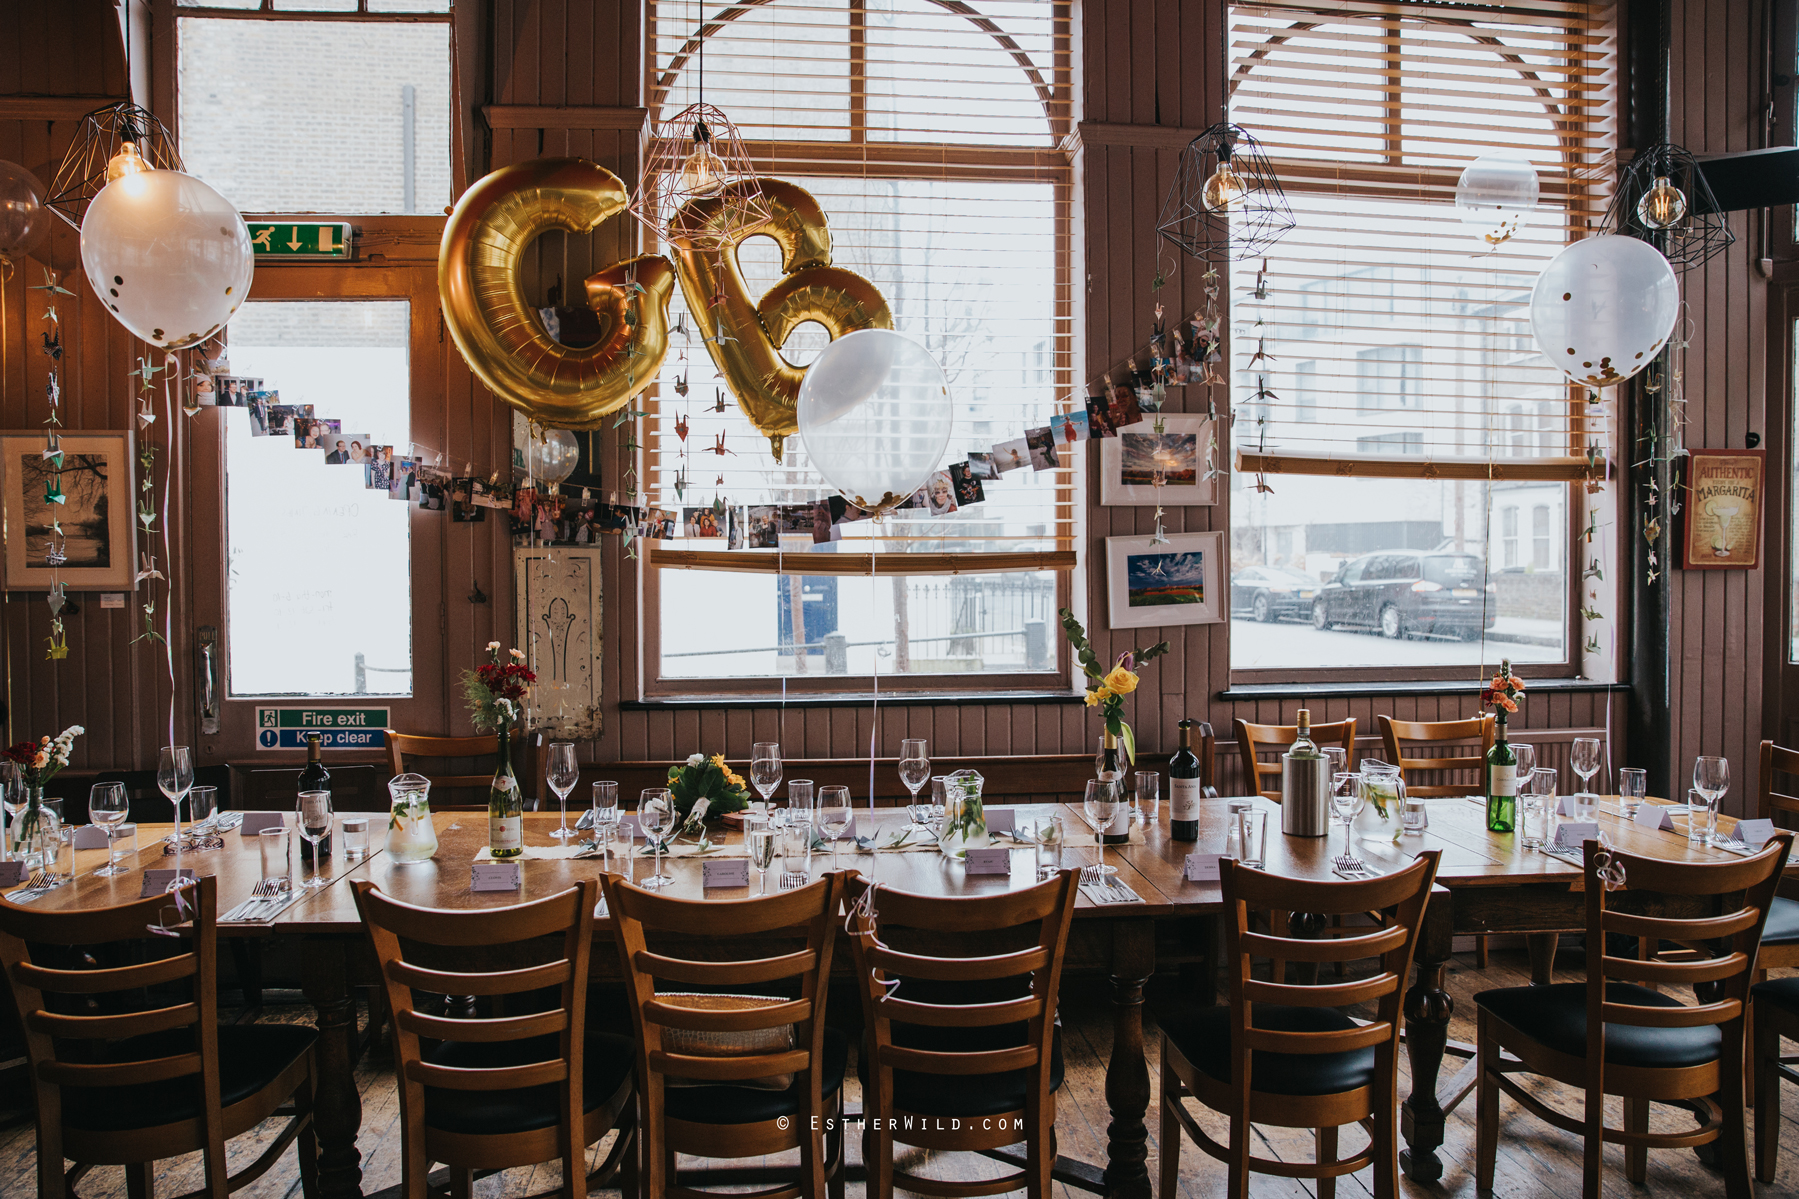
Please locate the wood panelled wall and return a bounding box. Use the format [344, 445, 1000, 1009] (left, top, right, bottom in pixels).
[11, 0, 1780, 809]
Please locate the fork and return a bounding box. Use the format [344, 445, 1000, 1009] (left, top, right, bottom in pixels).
[6, 871, 51, 902]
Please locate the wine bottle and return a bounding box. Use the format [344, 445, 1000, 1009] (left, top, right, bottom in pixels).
[1289, 709, 1319, 758]
[488, 727, 524, 859]
[1486, 719, 1518, 833]
[1099, 730, 1131, 845]
[1169, 719, 1202, 841]
[299, 732, 332, 858]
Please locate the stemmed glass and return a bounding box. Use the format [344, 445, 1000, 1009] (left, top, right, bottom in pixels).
[817, 786, 853, 872]
[638, 788, 674, 889]
[1569, 737, 1602, 818]
[1083, 779, 1122, 878]
[89, 782, 131, 876]
[158, 746, 194, 849]
[747, 821, 778, 894]
[898, 740, 931, 806]
[1693, 756, 1729, 845]
[547, 742, 579, 840]
[750, 743, 782, 816]
[591, 781, 619, 866]
[1, 762, 26, 860]
[296, 790, 333, 889]
[1513, 742, 1537, 788]
[1323, 746, 1347, 779]
[1332, 773, 1367, 873]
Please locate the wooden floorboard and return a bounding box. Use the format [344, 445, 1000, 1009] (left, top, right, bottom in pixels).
[2, 951, 1796, 1198]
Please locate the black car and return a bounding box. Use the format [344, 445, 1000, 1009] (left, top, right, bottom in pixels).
[1230, 565, 1322, 623]
[1310, 551, 1498, 640]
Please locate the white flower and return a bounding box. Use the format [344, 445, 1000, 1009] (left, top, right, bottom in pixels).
[686, 753, 706, 767]
[509, 648, 526, 661]
[486, 640, 501, 652]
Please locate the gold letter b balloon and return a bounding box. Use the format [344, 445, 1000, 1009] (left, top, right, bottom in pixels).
[439, 158, 673, 430]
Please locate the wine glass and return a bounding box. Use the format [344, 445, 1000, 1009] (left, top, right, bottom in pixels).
[817, 786, 853, 872]
[1693, 756, 1729, 845]
[638, 789, 674, 889]
[750, 743, 782, 816]
[89, 782, 131, 877]
[547, 742, 579, 840]
[1569, 737, 1602, 818]
[1333, 774, 1367, 873]
[898, 739, 931, 805]
[1323, 746, 1347, 778]
[1, 762, 26, 860]
[1512, 742, 1537, 786]
[747, 822, 778, 895]
[1083, 779, 1122, 878]
[158, 746, 194, 847]
[296, 790, 333, 889]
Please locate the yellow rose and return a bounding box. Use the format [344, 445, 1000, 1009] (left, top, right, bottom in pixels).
[1103, 666, 1139, 695]
[1085, 686, 1112, 708]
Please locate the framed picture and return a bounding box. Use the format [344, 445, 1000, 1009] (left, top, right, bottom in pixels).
[514, 545, 604, 739]
[1678, 448, 1765, 570]
[1106, 530, 1225, 630]
[0, 430, 137, 592]
[1098, 415, 1217, 506]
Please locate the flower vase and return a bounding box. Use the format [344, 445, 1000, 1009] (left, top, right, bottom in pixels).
[15, 785, 47, 868]
[488, 727, 523, 859]
[937, 769, 989, 861]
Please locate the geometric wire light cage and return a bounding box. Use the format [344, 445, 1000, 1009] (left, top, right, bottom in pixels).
[46, 102, 184, 231]
[1156, 124, 1295, 263]
[1601, 142, 1734, 272]
[628, 102, 773, 249]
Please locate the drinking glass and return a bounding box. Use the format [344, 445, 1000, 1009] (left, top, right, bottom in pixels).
[1618, 767, 1647, 821]
[158, 746, 194, 846]
[1693, 756, 1729, 844]
[750, 743, 783, 813]
[1029, 815, 1064, 880]
[188, 786, 218, 828]
[817, 786, 853, 871]
[1687, 787, 1718, 846]
[1522, 767, 1557, 850]
[591, 780, 619, 855]
[1570, 737, 1602, 818]
[36, 807, 63, 883]
[898, 739, 931, 803]
[747, 822, 778, 894]
[1083, 779, 1122, 877]
[547, 741, 579, 840]
[296, 790, 332, 889]
[89, 781, 130, 876]
[1134, 771, 1160, 824]
[1333, 776, 1367, 872]
[638, 789, 674, 890]
[780, 820, 812, 888]
[787, 778, 815, 825]
[259, 826, 291, 889]
[1237, 808, 1268, 869]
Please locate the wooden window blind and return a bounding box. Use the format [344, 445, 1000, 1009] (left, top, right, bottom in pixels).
[1226, 1, 1618, 483]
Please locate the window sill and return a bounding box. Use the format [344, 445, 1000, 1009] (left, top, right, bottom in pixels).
[1218, 678, 1627, 702]
[623, 690, 1085, 710]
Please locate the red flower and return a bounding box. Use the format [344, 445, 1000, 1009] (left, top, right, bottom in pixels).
[2, 742, 39, 766]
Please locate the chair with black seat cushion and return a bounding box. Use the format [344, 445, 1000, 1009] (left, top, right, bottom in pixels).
[600, 871, 848, 1199]
[0, 874, 318, 1199]
[1753, 975, 1799, 1181]
[353, 878, 634, 1199]
[1157, 849, 1440, 1199]
[1754, 740, 1799, 975]
[1475, 834, 1793, 1199]
[843, 870, 1080, 1199]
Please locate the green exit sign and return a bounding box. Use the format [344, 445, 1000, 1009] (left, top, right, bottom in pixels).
[247, 222, 353, 259]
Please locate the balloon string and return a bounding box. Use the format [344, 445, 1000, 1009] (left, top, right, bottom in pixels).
[161, 351, 178, 749]
[1, 259, 10, 745]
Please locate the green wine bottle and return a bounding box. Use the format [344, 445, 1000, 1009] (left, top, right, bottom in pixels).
[1485, 721, 1517, 833]
[488, 727, 523, 859]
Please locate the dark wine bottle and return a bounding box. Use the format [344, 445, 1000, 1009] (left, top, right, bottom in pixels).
[1099, 730, 1131, 845]
[1169, 719, 1202, 841]
[299, 732, 332, 858]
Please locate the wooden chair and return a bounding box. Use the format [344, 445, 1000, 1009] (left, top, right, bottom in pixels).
[385, 730, 532, 809]
[1375, 714, 1495, 798]
[1752, 974, 1799, 1181]
[1474, 834, 1794, 1199]
[1233, 717, 1357, 802]
[600, 871, 848, 1199]
[843, 870, 1081, 1199]
[352, 878, 635, 1199]
[0, 875, 319, 1199]
[1753, 740, 1799, 975]
[1157, 850, 1441, 1199]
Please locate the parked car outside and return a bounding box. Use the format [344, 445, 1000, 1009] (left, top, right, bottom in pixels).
[1230, 565, 1323, 623]
[1310, 551, 1497, 640]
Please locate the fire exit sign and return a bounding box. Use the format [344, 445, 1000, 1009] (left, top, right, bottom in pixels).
[246, 222, 353, 259]
[255, 706, 388, 750]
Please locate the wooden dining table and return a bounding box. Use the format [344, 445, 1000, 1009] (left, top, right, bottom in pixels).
[8, 792, 1780, 1199]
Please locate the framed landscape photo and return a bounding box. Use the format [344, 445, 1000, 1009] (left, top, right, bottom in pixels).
[1098, 415, 1217, 506]
[1678, 448, 1765, 570]
[1106, 530, 1224, 630]
[0, 431, 137, 591]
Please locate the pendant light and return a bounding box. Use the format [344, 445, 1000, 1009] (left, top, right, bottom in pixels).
[1156, 125, 1294, 263]
[1602, 143, 1733, 271]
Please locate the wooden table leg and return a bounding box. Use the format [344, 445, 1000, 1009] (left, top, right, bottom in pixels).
[302, 937, 365, 1199]
[1401, 887, 1454, 1185]
[1526, 932, 1560, 984]
[1103, 919, 1155, 1199]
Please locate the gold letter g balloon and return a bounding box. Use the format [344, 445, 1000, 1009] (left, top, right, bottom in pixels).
[439, 158, 673, 430]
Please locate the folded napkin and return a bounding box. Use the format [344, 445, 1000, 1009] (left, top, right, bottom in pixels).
[1079, 877, 1145, 905]
[220, 889, 303, 924]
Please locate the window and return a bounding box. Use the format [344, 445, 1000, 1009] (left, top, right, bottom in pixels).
[645, 0, 1072, 691]
[1532, 505, 1551, 569]
[176, 1, 452, 214]
[1226, 1, 1610, 675]
[223, 300, 412, 696]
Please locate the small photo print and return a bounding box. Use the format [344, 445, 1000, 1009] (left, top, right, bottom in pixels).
[775, 505, 814, 538]
[683, 506, 725, 539]
[1108, 381, 1143, 431]
[1085, 393, 1118, 439]
[192, 374, 218, 406]
[966, 451, 1000, 480]
[246, 391, 271, 436]
[1119, 431, 1199, 487]
[746, 505, 778, 548]
[923, 470, 959, 516]
[727, 507, 745, 550]
[451, 478, 487, 523]
[1050, 410, 1091, 445]
[365, 454, 393, 492]
[1024, 427, 1059, 471]
[417, 465, 449, 511]
[267, 405, 299, 437]
[947, 461, 985, 506]
[1126, 549, 1207, 609]
[389, 456, 419, 500]
[596, 503, 637, 533]
[811, 498, 840, 544]
[992, 438, 1030, 474]
[324, 432, 366, 465]
[642, 507, 677, 540]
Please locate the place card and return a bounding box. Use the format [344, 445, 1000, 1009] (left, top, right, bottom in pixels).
[983, 807, 1016, 835]
[239, 812, 287, 836]
[141, 868, 198, 898]
[1635, 804, 1677, 831]
[470, 861, 521, 892]
[0, 862, 24, 888]
[1183, 853, 1223, 883]
[1733, 818, 1776, 849]
[617, 815, 640, 839]
[1551, 822, 1599, 853]
[703, 858, 750, 889]
[963, 846, 1011, 875]
[1558, 796, 1573, 817]
[71, 825, 108, 849]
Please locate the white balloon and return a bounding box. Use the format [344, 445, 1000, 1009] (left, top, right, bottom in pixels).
[1529, 235, 1679, 389]
[797, 329, 952, 509]
[80, 169, 254, 350]
[532, 427, 581, 484]
[1455, 156, 1539, 243]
